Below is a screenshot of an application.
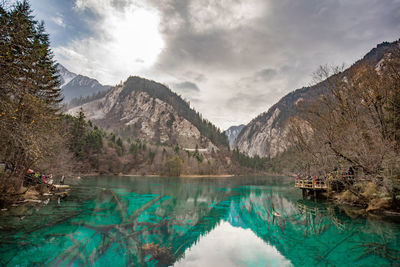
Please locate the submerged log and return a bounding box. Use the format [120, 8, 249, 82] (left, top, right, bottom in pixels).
[23, 199, 41, 203]
[53, 185, 70, 189]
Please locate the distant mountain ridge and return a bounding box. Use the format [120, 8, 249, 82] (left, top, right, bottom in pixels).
[234, 39, 400, 158]
[224, 125, 245, 149]
[57, 64, 111, 102]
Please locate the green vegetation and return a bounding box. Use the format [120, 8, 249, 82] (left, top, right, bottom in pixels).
[64, 110, 103, 160]
[60, 112, 104, 171]
[162, 156, 183, 176]
[193, 145, 203, 163]
[147, 150, 156, 164]
[0, 1, 62, 193]
[263, 148, 298, 174]
[232, 149, 268, 171]
[115, 137, 124, 156]
[129, 142, 140, 158]
[85, 129, 103, 155]
[173, 145, 179, 154]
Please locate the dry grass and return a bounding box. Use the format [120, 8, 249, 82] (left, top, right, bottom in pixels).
[366, 198, 391, 212]
[336, 190, 359, 203]
[361, 182, 379, 199]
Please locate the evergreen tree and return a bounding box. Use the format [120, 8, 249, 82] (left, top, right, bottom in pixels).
[85, 129, 103, 154]
[0, 1, 62, 188]
[69, 108, 87, 158]
[116, 137, 123, 148]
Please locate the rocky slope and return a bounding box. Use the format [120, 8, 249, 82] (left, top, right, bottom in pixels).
[224, 125, 245, 149]
[67, 76, 228, 150]
[57, 64, 111, 102]
[234, 40, 400, 158]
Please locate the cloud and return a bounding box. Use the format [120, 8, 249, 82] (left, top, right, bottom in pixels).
[227, 92, 276, 115]
[188, 0, 266, 32]
[32, 0, 400, 129]
[51, 15, 65, 27]
[146, 0, 400, 128]
[184, 71, 207, 82]
[254, 68, 278, 81]
[54, 0, 164, 85]
[173, 81, 200, 92]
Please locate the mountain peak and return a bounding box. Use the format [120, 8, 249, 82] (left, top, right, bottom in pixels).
[56, 63, 77, 88]
[56, 64, 111, 102]
[67, 76, 229, 148]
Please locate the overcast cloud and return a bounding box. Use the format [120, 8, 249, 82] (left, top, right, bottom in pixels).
[30, 0, 400, 129]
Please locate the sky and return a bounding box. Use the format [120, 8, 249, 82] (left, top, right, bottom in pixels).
[28, 0, 400, 130]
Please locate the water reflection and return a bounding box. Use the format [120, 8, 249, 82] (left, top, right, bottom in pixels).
[175, 221, 291, 267]
[0, 176, 399, 266]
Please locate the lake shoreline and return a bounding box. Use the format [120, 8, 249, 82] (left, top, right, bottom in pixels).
[327, 199, 400, 223]
[81, 173, 237, 178]
[80, 172, 291, 178]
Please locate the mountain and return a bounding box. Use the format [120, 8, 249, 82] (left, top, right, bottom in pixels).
[61, 75, 111, 102]
[234, 40, 400, 158]
[224, 125, 245, 149]
[56, 64, 111, 102]
[57, 64, 77, 88]
[67, 76, 229, 149]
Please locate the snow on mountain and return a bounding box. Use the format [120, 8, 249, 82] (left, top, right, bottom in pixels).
[57, 64, 77, 88]
[56, 64, 111, 102]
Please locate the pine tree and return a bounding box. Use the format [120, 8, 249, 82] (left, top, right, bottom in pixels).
[0, 0, 62, 189]
[69, 108, 87, 158]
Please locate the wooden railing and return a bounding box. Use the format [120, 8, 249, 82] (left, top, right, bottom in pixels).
[295, 179, 328, 190]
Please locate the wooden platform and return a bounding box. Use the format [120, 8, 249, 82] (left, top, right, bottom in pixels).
[295, 179, 328, 190]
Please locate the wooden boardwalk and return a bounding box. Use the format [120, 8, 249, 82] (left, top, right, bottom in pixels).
[295, 179, 328, 190]
[295, 172, 356, 198]
[295, 179, 328, 198]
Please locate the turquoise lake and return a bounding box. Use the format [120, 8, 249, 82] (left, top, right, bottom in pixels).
[0, 176, 399, 266]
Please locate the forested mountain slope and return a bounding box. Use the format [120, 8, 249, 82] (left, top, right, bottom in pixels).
[67, 76, 228, 149]
[234, 40, 400, 158]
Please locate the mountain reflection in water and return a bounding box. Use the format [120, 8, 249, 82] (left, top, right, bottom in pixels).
[175, 221, 290, 267]
[0, 176, 399, 266]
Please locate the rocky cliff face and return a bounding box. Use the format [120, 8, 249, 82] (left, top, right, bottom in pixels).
[224, 125, 245, 149]
[234, 108, 289, 157]
[67, 76, 219, 149]
[234, 40, 400, 158]
[233, 80, 329, 157]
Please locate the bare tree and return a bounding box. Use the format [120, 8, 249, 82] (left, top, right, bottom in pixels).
[288, 48, 400, 206]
